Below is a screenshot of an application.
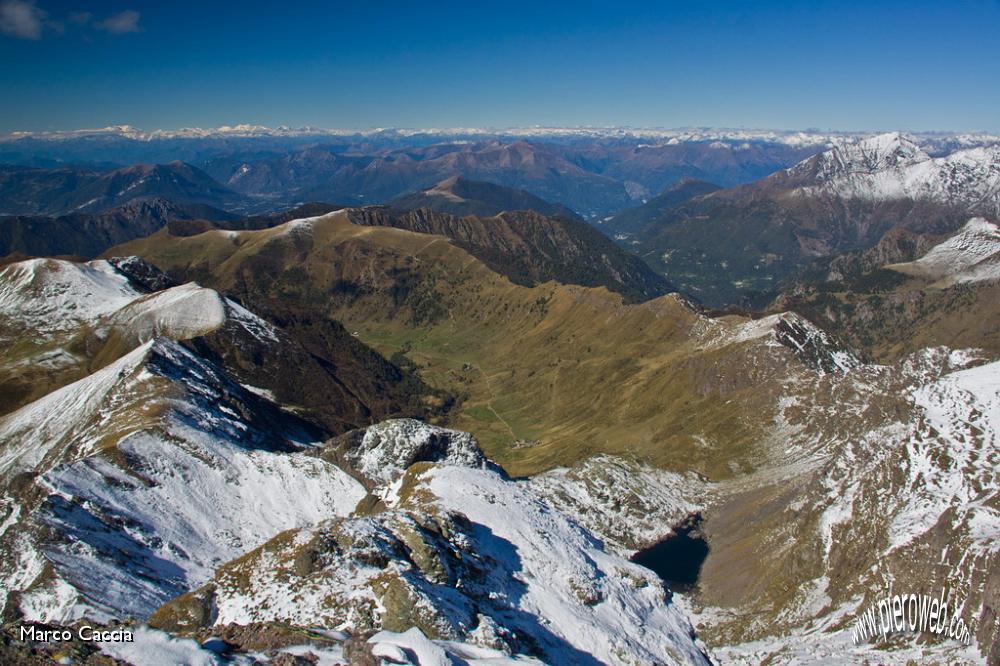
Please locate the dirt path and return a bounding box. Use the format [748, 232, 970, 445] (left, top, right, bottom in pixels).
[475, 365, 518, 440]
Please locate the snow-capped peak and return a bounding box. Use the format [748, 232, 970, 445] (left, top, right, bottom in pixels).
[796, 132, 930, 180]
[850, 131, 927, 167]
[787, 134, 1000, 212]
[0, 257, 265, 345]
[0, 258, 139, 334]
[103, 282, 227, 344]
[0, 257, 231, 361]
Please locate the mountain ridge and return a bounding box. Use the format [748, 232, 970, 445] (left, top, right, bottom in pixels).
[605, 178, 722, 236]
[348, 204, 675, 303]
[388, 176, 583, 219]
[0, 161, 245, 217]
[0, 197, 236, 261]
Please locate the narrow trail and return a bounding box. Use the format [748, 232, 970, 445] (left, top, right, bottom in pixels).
[413, 236, 446, 257]
[475, 365, 518, 440]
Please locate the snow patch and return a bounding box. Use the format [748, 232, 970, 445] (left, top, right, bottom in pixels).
[104, 282, 227, 342]
[904, 217, 1000, 284]
[424, 465, 710, 664]
[100, 626, 225, 666]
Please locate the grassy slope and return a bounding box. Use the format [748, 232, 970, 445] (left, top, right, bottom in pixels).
[109, 211, 797, 478]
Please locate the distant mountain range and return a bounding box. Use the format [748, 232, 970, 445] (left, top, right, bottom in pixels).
[0, 126, 954, 219]
[6, 123, 1000, 147]
[199, 137, 850, 218]
[388, 176, 581, 219]
[617, 133, 1000, 306]
[0, 161, 245, 216]
[5, 126, 997, 223]
[0, 139, 824, 221]
[204, 140, 643, 217]
[0, 198, 235, 260]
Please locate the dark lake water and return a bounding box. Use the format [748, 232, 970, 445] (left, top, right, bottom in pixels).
[630, 514, 709, 592]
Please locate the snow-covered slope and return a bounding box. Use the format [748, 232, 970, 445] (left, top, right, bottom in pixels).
[898, 354, 1000, 553]
[804, 132, 930, 176]
[155, 422, 710, 665]
[0, 256, 293, 418]
[700, 310, 862, 375]
[0, 258, 138, 334]
[894, 217, 1000, 285]
[102, 281, 227, 343]
[426, 464, 709, 664]
[683, 345, 1000, 664]
[96, 624, 541, 666]
[337, 418, 489, 489]
[529, 455, 709, 553]
[0, 257, 253, 345]
[794, 133, 1000, 212]
[0, 341, 153, 476]
[0, 338, 364, 623]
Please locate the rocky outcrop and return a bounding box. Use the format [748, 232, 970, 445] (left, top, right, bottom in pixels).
[151, 455, 712, 665]
[321, 419, 491, 490]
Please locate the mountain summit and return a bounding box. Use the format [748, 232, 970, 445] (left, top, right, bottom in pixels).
[792, 132, 928, 179]
[787, 132, 1000, 207]
[390, 176, 582, 219]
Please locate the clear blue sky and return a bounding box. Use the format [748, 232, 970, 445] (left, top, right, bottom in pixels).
[1, 0, 998, 133]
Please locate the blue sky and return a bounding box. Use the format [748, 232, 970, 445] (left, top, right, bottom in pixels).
[1, 0, 998, 133]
